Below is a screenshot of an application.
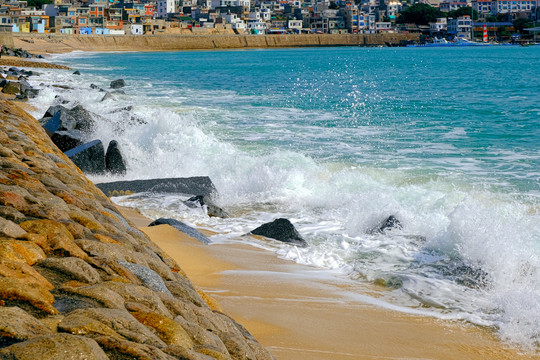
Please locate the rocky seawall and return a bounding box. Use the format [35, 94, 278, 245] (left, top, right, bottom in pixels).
[13, 33, 420, 53]
[0, 98, 274, 359]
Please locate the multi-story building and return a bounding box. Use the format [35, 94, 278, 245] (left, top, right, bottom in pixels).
[472, 0, 492, 14]
[447, 14, 471, 38]
[287, 18, 302, 31]
[157, 0, 175, 17]
[339, 4, 359, 33]
[357, 11, 375, 32]
[429, 16, 447, 34]
[439, 1, 468, 12]
[490, 0, 536, 14]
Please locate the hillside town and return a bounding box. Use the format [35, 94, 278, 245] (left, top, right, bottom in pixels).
[0, 0, 538, 39]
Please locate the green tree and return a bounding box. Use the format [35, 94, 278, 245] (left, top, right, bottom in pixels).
[396, 3, 444, 25]
[513, 18, 534, 33]
[26, 0, 51, 8]
[446, 7, 478, 20]
[497, 25, 510, 38]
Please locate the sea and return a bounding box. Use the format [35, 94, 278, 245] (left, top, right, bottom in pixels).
[26, 46, 540, 350]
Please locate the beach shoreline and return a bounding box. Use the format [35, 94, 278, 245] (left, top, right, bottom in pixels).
[117, 206, 540, 360]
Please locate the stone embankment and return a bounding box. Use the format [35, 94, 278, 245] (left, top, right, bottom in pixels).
[13, 32, 420, 53]
[0, 98, 275, 359]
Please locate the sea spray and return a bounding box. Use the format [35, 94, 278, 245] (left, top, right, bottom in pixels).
[27, 47, 540, 350]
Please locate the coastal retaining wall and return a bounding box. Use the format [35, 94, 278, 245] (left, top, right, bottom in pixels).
[14, 33, 419, 52]
[0, 31, 14, 49]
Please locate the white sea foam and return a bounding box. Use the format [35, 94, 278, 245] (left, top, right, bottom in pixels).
[27, 57, 540, 351]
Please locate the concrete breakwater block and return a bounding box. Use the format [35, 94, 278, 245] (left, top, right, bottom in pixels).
[50, 130, 86, 152]
[64, 140, 106, 174]
[96, 177, 217, 197]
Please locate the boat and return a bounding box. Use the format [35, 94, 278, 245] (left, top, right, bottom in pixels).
[406, 37, 492, 47]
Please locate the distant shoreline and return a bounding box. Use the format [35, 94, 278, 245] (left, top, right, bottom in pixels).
[12, 32, 420, 54]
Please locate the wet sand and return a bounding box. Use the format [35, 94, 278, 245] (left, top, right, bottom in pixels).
[118, 206, 540, 360]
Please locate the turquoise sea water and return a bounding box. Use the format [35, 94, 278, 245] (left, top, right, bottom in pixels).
[30, 46, 540, 350]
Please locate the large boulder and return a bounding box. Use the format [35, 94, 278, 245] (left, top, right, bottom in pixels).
[18, 80, 39, 99]
[148, 218, 211, 245]
[64, 140, 106, 174]
[110, 79, 125, 89]
[249, 218, 307, 247]
[1, 81, 21, 95]
[369, 215, 402, 234]
[0, 307, 52, 347]
[105, 140, 126, 175]
[0, 334, 109, 360]
[68, 105, 95, 132]
[39, 105, 95, 134]
[185, 195, 229, 218]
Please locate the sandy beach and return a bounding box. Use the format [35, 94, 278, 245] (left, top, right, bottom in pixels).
[114, 207, 540, 360]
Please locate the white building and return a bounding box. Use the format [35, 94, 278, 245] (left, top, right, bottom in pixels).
[157, 0, 176, 17]
[439, 1, 468, 12]
[357, 12, 375, 32]
[490, 0, 536, 13]
[247, 20, 267, 33]
[211, 0, 249, 7]
[288, 18, 303, 31]
[472, 0, 493, 14]
[375, 21, 392, 32]
[429, 17, 447, 33]
[385, 1, 402, 18]
[447, 15, 471, 38]
[131, 24, 143, 34]
[224, 13, 246, 30]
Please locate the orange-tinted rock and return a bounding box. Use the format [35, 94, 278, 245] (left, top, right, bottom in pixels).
[40, 257, 101, 284]
[19, 219, 87, 259]
[59, 220, 91, 239]
[0, 277, 57, 314]
[0, 333, 109, 360]
[66, 308, 165, 348]
[0, 306, 52, 344]
[94, 233, 121, 245]
[61, 283, 125, 309]
[68, 206, 106, 232]
[0, 258, 53, 290]
[0, 239, 46, 266]
[163, 345, 219, 360]
[0, 191, 29, 210]
[93, 335, 175, 360]
[131, 310, 194, 348]
[0, 216, 27, 238]
[58, 313, 124, 339]
[173, 316, 228, 355]
[100, 282, 172, 318]
[0, 205, 26, 222]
